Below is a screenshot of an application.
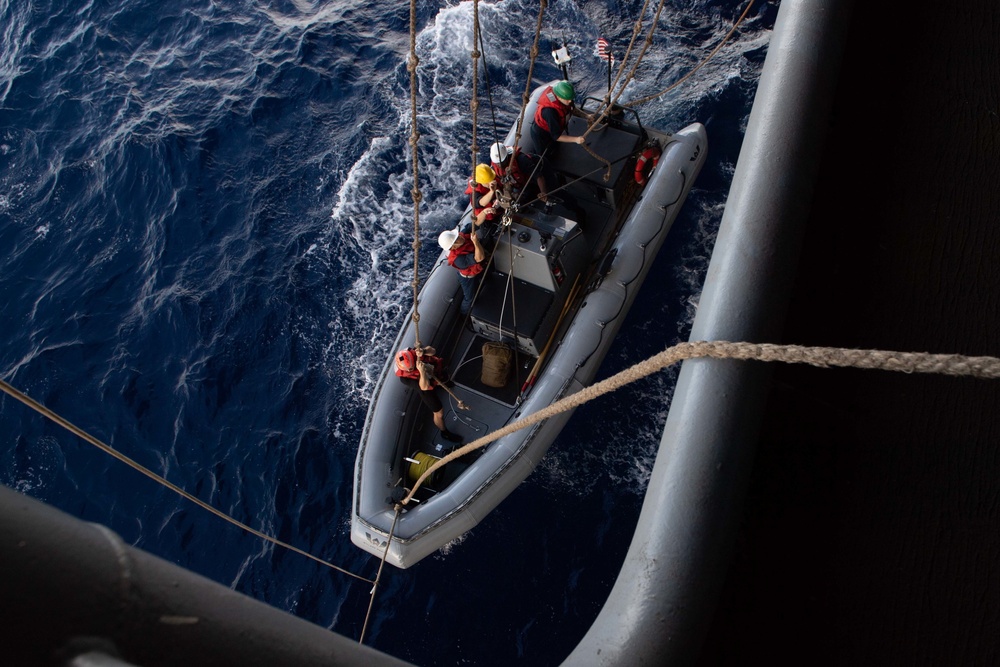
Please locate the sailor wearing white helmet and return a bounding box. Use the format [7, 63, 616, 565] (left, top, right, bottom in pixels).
[438, 220, 486, 315]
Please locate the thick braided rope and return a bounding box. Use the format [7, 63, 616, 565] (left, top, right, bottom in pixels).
[400, 340, 1000, 503]
[603, 0, 653, 103]
[628, 0, 757, 108]
[407, 0, 423, 346]
[511, 0, 547, 152]
[584, 0, 668, 141]
[469, 0, 481, 179]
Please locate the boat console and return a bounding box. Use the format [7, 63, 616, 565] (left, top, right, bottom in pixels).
[470, 214, 587, 356]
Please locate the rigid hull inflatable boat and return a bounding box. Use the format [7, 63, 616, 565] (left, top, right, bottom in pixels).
[352, 83, 707, 568]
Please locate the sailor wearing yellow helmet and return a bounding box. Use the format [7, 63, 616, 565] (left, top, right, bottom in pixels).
[464, 163, 500, 226]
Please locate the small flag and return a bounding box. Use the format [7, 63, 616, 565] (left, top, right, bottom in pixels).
[596, 38, 613, 63]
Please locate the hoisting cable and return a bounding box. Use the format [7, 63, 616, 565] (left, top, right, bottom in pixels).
[400, 341, 1000, 503]
[442, 215, 508, 367]
[0, 377, 374, 584]
[477, 23, 521, 220]
[510, 0, 548, 154]
[469, 0, 482, 185]
[406, 0, 425, 348]
[601, 0, 654, 106]
[628, 0, 757, 107]
[581, 0, 669, 149]
[359, 504, 402, 644]
[477, 25, 506, 165]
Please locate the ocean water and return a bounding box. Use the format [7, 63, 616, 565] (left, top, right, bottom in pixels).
[0, 0, 774, 664]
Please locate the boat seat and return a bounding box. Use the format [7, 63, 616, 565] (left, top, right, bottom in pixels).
[547, 116, 642, 208]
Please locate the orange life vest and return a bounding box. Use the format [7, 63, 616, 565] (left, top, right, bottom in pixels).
[533, 86, 572, 135]
[394, 349, 444, 382]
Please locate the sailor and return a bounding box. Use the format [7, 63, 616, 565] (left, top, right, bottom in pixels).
[395, 346, 462, 443]
[489, 141, 548, 207]
[530, 80, 587, 157]
[439, 220, 486, 316]
[465, 163, 500, 226]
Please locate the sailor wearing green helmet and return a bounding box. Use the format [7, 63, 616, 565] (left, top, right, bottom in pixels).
[530, 79, 587, 156]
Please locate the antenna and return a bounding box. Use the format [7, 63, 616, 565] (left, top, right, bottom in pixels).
[551, 41, 571, 80]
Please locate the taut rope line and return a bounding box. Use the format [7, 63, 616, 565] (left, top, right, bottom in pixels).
[511, 0, 547, 153]
[469, 0, 482, 181]
[603, 0, 654, 103]
[407, 0, 424, 347]
[582, 0, 669, 145]
[0, 377, 374, 584]
[400, 341, 1000, 503]
[359, 505, 402, 644]
[628, 0, 758, 108]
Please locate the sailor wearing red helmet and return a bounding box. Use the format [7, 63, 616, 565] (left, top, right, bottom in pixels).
[395, 346, 462, 443]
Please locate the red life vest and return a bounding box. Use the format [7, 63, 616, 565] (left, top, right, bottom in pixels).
[492, 147, 529, 190]
[395, 348, 444, 382]
[533, 86, 572, 135]
[464, 178, 496, 219]
[447, 233, 484, 277]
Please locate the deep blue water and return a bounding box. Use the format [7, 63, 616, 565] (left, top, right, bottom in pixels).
[0, 0, 774, 664]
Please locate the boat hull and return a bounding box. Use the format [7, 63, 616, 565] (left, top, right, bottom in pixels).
[352, 87, 707, 568]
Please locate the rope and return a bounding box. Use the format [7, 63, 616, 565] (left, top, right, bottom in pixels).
[583, 0, 669, 143]
[476, 13, 520, 214]
[511, 0, 547, 153]
[359, 505, 402, 644]
[603, 0, 654, 104]
[433, 370, 469, 411]
[400, 341, 1000, 502]
[407, 0, 424, 347]
[627, 0, 757, 108]
[0, 377, 374, 584]
[470, 0, 481, 184]
[477, 28, 504, 153]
